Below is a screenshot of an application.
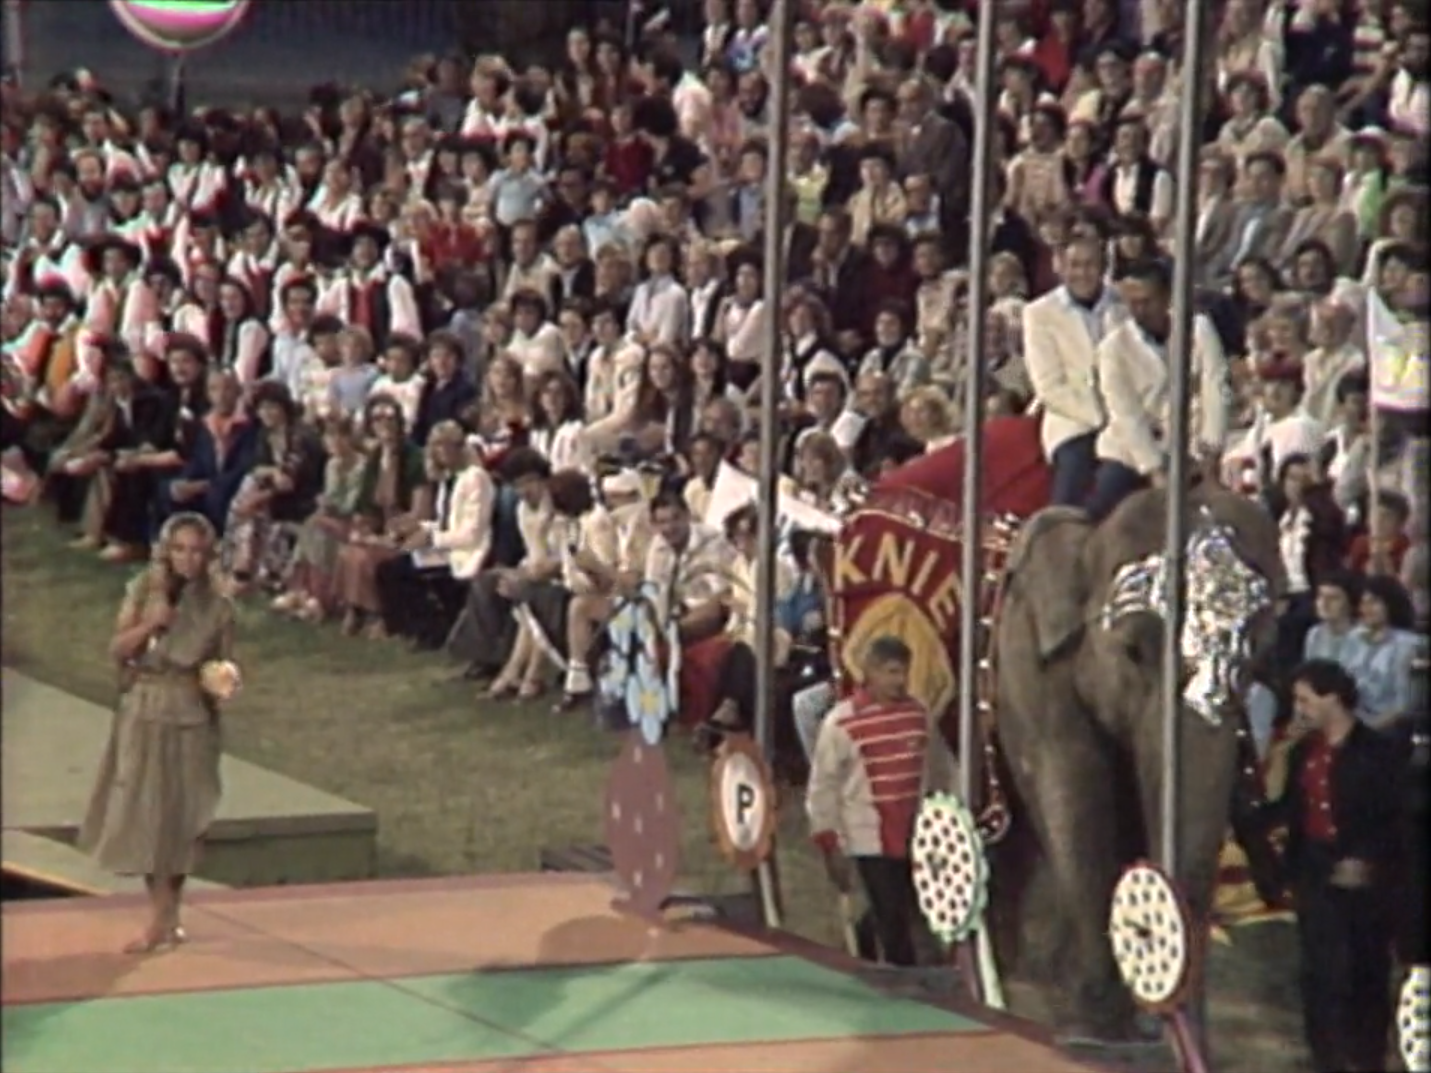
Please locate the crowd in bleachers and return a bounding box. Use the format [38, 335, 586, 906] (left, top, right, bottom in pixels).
[1, 0, 1427, 1061]
[2, 0, 1424, 743]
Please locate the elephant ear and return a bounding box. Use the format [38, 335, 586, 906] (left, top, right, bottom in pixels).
[1007, 506, 1093, 661]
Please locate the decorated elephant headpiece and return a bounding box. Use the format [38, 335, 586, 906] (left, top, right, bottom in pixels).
[1100, 507, 1273, 726]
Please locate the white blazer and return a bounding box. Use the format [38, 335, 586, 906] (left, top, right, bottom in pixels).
[423, 464, 496, 580]
[531, 419, 591, 473]
[1095, 314, 1230, 477]
[1022, 287, 1128, 457]
[223, 320, 271, 386]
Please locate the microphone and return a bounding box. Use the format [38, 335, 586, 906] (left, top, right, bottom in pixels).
[164, 572, 188, 610]
[147, 572, 187, 649]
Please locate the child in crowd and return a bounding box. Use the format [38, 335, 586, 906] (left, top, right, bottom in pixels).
[327, 326, 380, 419]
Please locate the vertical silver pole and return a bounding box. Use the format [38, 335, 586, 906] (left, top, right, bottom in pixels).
[956, 0, 998, 812]
[168, 53, 187, 115]
[2, 0, 24, 86]
[1159, 0, 1209, 887]
[1164, 6, 1213, 1050]
[752, 0, 791, 932]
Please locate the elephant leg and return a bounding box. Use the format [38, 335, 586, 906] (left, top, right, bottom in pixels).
[1006, 729, 1137, 1040]
[1135, 717, 1239, 932]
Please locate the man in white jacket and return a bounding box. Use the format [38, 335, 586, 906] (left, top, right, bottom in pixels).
[1023, 236, 1128, 506]
[1089, 258, 1230, 520]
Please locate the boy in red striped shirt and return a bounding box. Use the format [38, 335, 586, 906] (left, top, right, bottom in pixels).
[806, 635, 957, 966]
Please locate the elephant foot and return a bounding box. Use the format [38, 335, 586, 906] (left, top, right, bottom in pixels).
[1053, 1006, 1163, 1054]
[1058, 1018, 1167, 1070]
[1055, 1025, 1166, 1057]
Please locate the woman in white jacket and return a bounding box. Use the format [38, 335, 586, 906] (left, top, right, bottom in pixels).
[711, 253, 768, 394]
[529, 371, 592, 473]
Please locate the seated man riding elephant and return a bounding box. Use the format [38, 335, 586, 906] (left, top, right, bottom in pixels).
[824, 415, 1284, 1045]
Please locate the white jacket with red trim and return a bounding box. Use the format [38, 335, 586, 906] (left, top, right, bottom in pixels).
[806, 690, 959, 859]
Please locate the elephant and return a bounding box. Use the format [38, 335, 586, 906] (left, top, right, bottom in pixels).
[987, 482, 1285, 1044]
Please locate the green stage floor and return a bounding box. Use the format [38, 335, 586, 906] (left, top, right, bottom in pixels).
[4, 956, 979, 1073]
[0, 874, 1104, 1073]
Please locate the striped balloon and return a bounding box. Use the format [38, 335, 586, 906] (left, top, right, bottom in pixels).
[107, 0, 252, 53]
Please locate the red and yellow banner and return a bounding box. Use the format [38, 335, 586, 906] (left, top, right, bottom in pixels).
[829, 494, 965, 721]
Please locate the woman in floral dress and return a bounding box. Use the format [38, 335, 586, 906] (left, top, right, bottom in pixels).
[220, 381, 325, 592]
[273, 415, 367, 621]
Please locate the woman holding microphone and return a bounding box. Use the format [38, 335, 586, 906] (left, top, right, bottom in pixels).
[79, 512, 242, 953]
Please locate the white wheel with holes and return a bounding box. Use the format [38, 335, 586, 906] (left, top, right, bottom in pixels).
[1400, 965, 1430, 1073]
[911, 793, 987, 945]
[1108, 862, 1193, 1014]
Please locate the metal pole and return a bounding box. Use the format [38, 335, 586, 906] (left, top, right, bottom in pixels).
[168, 53, 187, 115]
[1159, 0, 1209, 890]
[2, 0, 23, 86]
[956, 0, 997, 814]
[751, 0, 791, 932]
[1162, 7, 1212, 1058]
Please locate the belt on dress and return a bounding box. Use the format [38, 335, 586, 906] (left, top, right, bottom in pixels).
[129, 666, 200, 681]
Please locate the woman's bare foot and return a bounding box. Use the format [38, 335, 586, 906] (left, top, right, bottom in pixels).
[296, 598, 324, 623]
[485, 677, 519, 700]
[340, 608, 362, 636]
[517, 679, 546, 700]
[99, 542, 145, 563]
[68, 534, 101, 550]
[123, 923, 172, 955]
[271, 591, 302, 613]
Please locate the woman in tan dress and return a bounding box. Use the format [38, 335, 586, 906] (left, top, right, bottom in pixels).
[79, 512, 237, 953]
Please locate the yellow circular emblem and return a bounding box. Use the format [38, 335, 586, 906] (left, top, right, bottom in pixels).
[839, 593, 955, 716]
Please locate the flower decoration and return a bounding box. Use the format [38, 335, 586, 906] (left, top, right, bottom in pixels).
[606, 597, 639, 657]
[599, 597, 641, 705]
[199, 659, 242, 702]
[626, 651, 671, 746]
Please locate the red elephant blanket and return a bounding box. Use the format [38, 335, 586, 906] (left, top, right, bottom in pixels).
[825, 415, 1052, 726]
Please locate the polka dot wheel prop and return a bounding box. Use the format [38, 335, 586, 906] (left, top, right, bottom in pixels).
[603, 730, 680, 923]
[1400, 965, 1430, 1073]
[1108, 862, 1192, 1013]
[911, 793, 988, 945]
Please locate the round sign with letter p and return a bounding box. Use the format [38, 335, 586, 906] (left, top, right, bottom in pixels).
[710, 734, 776, 872]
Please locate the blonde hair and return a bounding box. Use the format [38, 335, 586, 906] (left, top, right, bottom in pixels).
[797, 429, 845, 474]
[988, 251, 1028, 298]
[1265, 294, 1310, 332]
[340, 325, 375, 361]
[901, 385, 956, 442]
[149, 511, 219, 591]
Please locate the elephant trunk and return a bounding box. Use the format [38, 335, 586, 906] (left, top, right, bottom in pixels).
[1134, 702, 1242, 924]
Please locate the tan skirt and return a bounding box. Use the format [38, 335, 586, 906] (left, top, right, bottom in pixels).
[78, 704, 222, 879]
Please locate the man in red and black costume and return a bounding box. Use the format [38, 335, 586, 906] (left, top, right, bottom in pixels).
[1267, 659, 1403, 1073]
[316, 221, 422, 350]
